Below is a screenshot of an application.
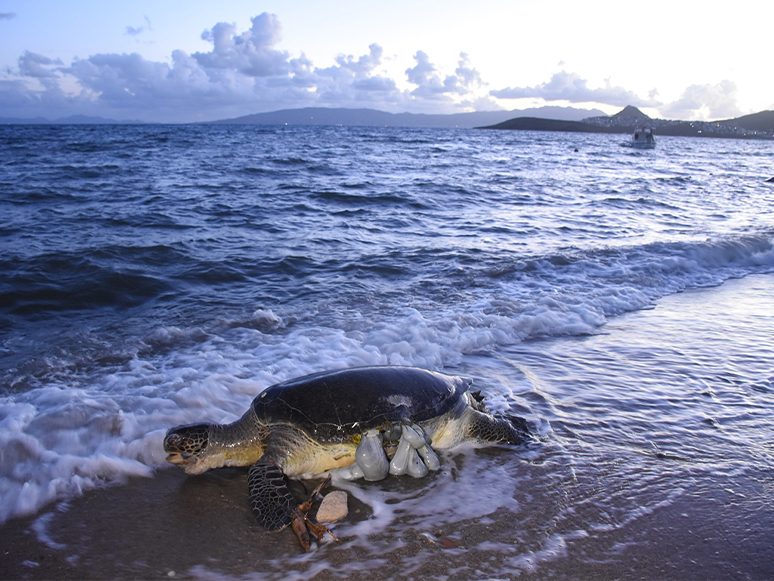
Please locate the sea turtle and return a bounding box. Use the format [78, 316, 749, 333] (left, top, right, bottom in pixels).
[163, 365, 531, 549]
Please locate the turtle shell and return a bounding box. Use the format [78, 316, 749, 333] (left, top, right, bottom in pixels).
[252, 366, 471, 441]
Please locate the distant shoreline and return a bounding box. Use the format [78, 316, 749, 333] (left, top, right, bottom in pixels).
[478, 116, 774, 140]
[2, 105, 773, 140]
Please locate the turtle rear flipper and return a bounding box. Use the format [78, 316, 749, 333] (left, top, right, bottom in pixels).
[248, 457, 296, 531]
[466, 409, 531, 445]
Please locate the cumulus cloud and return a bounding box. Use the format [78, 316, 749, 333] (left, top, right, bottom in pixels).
[314, 44, 400, 103]
[351, 75, 396, 92]
[660, 80, 742, 120]
[316, 44, 386, 85]
[491, 70, 658, 108]
[405, 51, 484, 101]
[193, 13, 291, 77]
[405, 51, 436, 87]
[69, 53, 180, 102]
[334, 43, 383, 76]
[18, 51, 63, 78]
[455, 53, 483, 88]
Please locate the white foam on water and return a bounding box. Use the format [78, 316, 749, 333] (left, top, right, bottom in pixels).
[31, 511, 67, 550]
[503, 530, 591, 574]
[328, 445, 525, 549]
[0, 389, 162, 523]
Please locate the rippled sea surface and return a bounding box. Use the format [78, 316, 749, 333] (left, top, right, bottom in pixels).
[1, 124, 773, 579]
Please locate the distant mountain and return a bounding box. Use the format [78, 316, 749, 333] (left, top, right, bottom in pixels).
[0, 116, 51, 124]
[55, 115, 146, 124]
[0, 115, 145, 124]
[207, 106, 606, 128]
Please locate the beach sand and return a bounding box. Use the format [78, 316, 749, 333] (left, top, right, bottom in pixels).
[2, 458, 772, 580]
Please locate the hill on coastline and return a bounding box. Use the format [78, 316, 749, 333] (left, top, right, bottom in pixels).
[475, 117, 621, 134]
[717, 110, 774, 133]
[610, 105, 652, 122]
[481, 106, 774, 140]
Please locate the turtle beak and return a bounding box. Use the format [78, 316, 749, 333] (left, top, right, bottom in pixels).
[165, 451, 188, 466]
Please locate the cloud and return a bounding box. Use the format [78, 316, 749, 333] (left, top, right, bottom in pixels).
[126, 16, 152, 36]
[334, 43, 383, 76]
[351, 76, 396, 92]
[455, 53, 483, 88]
[313, 44, 400, 104]
[659, 80, 742, 120]
[491, 70, 658, 108]
[405, 51, 436, 88]
[0, 12, 16, 20]
[405, 51, 484, 101]
[125, 26, 144, 36]
[69, 53, 183, 102]
[18, 51, 63, 78]
[193, 13, 290, 77]
[315, 44, 386, 84]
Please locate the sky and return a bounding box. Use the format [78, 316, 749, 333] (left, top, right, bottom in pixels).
[1, 0, 771, 123]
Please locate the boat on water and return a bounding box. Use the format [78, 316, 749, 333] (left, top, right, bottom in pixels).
[629, 126, 656, 149]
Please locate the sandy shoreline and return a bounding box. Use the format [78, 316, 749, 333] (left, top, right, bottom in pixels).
[2, 275, 774, 581]
[2, 460, 772, 580]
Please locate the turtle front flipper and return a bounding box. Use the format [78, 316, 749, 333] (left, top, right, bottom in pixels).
[248, 458, 340, 551]
[248, 457, 296, 531]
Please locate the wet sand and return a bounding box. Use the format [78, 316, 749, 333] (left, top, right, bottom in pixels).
[2, 275, 774, 580]
[2, 459, 772, 580]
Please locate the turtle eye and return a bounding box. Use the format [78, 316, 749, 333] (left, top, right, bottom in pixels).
[165, 433, 182, 448]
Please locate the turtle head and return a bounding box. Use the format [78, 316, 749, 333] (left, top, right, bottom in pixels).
[164, 413, 270, 474]
[164, 423, 215, 475]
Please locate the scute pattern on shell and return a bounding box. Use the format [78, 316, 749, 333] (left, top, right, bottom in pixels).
[252, 366, 471, 441]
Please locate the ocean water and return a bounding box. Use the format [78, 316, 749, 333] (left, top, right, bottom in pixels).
[1, 124, 773, 579]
